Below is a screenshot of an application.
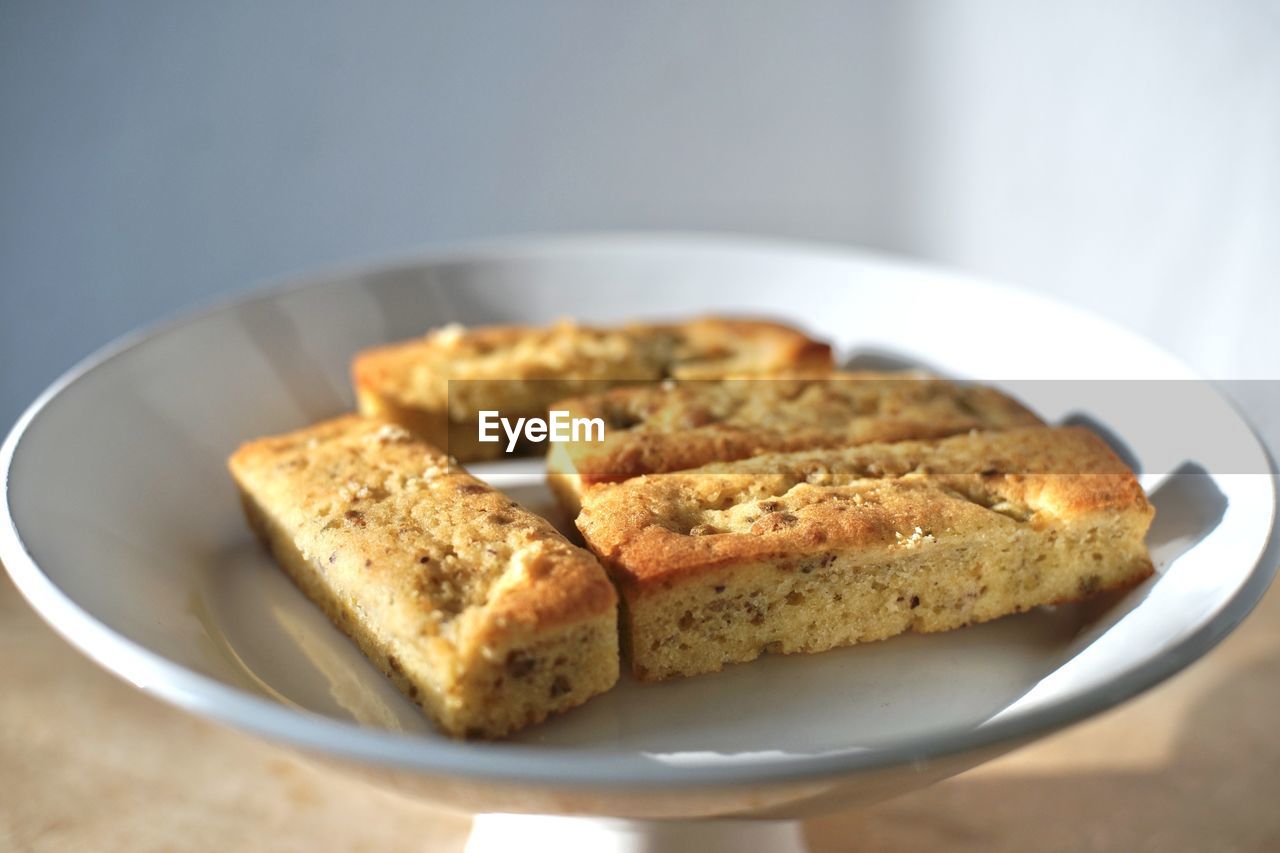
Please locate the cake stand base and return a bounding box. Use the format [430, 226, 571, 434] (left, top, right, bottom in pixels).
[465, 814, 808, 853]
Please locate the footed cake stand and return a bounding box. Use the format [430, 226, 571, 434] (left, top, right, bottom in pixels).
[2, 236, 1275, 852]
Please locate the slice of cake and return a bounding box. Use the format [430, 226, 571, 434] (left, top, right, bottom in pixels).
[228, 415, 619, 738]
[352, 317, 832, 461]
[547, 374, 1043, 516]
[575, 426, 1154, 681]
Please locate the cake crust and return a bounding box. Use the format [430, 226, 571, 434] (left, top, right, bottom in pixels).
[228, 414, 619, 737]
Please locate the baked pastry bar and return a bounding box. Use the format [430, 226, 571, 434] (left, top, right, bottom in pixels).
[576, 426, 1154, 681]
[547, 374, 1043, 516]
[228, 415, 619, 738]
[353, 317, 832, 461]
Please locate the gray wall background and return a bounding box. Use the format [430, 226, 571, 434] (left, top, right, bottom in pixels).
[3, 1, 1278, 434]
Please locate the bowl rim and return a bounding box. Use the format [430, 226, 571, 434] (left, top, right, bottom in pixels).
[3, 231, 1277, 788]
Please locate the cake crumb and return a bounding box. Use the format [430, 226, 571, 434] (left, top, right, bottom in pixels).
[366, 423, 412, 445]
[339, 480, 372, 502]
[896, 526, 935, 549]
[433, 323, 466, 347]
[806, 465, 832, 485]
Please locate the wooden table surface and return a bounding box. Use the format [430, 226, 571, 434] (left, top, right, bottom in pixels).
[3, 562, 1278, 852]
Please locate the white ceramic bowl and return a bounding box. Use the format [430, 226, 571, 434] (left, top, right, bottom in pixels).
[2, 235, 1276, 830]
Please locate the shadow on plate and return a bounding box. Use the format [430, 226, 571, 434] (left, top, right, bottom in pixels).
[1060, 411, 1143, 475]
[840, 348, 948, 376]
[1145, 461, 1228, 570]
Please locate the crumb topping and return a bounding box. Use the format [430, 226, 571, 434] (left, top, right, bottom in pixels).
[579, 427, 1149, 572]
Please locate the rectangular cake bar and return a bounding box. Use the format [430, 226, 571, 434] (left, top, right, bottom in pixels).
[228, 415, 619, 737]
[575, 426, 1154, 681]
[352, 317, 832, 461]
[547, 373, 1043, 516]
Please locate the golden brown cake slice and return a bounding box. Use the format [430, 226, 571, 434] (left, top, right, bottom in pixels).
[352, 317, 832, 461]
[547, 373, 1042, 516]
[228, 415, 619, 738]
[576, 426, 1154, 681]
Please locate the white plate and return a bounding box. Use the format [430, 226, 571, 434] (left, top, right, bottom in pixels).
[2, 234, 1276, 820]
